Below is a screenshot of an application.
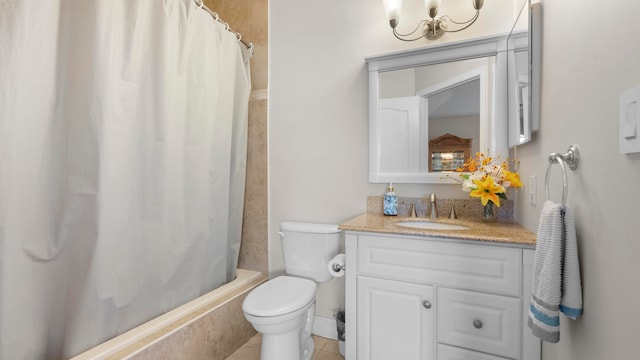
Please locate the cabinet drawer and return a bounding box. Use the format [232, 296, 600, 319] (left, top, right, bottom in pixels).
[358, 235, 522, 296]
[437, 343, 511, 360]
[437, 288, 520, 359]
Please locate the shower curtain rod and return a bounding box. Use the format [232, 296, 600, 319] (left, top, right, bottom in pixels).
[194, 0, 254, 56]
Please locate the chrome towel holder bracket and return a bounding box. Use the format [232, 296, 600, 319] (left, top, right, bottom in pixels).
[545, 144, 580, 207]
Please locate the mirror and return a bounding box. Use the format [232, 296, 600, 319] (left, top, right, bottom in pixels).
[378, 58, 491, 174]
[367, 36, 509, 183]
[508, 0, 541, 147]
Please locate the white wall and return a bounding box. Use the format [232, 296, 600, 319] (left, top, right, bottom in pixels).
[269, 0, 522, 321]
[514, 1, 640, 358]
[379, 68, 415, 98]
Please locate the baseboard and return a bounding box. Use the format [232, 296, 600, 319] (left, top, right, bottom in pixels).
[312, 315, 337, 340]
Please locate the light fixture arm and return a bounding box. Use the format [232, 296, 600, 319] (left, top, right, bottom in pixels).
[440, 10, 480, 32]
[392, 20, 431, 42]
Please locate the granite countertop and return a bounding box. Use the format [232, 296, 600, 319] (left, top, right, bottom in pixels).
[339, 212, 536, 247]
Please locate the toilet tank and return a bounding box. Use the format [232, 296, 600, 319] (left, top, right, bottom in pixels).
[280, 222, 341, 282]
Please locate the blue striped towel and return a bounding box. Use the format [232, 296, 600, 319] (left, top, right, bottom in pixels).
[528, 200, 583, 343]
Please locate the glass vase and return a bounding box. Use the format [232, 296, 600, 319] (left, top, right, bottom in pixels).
[483, 202, 496, 222]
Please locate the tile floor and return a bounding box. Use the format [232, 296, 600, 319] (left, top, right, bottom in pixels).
[226, 334, 344, 360]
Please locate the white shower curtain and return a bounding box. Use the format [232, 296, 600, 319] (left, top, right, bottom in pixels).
[0, 0, 251, 358]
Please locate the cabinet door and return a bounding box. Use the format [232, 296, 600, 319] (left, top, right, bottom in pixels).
[357, 276, 435, 360]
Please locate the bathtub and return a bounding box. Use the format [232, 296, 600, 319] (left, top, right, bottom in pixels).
[71, 269, 267, 360]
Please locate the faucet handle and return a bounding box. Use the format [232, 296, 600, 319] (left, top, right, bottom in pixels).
[429, 193, 437, 219]
[449, 204, 458, 219]
[409, 204, 417, 218]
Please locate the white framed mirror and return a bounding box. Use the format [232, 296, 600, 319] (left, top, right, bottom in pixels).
[367, 35, 509, 183]
[508, 0, 541, 147]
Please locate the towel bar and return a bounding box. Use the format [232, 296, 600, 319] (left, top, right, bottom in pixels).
[545, 145, 580, 207]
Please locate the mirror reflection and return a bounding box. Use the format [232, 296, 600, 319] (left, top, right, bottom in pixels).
[508, 47, 530, 146]
[375, 57, 494, 178]
[508, 0, 540, 148]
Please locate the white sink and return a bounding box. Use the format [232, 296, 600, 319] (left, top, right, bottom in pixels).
[395, 221, 470, 231]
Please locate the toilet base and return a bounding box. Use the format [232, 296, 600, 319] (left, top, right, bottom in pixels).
[245, 299, 316, 360]
[259, 328, 314, 360]
[300, 336, 314, 360]
[260, 332, 303, 360]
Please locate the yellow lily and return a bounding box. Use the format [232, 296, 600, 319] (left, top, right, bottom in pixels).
[470, 176, 506, 206]
[503, 170, 523, 188]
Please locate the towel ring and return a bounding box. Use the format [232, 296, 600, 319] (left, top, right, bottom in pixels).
[545, 145, 580, 207]
[545, 155, 568, 206]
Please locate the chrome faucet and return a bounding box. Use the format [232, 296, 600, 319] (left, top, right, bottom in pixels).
[429, 193, 437, 219]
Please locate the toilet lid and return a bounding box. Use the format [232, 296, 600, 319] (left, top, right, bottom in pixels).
[243, 276, 317, 317]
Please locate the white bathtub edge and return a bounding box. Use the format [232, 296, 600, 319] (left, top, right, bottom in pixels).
[71, 269, 264, 360]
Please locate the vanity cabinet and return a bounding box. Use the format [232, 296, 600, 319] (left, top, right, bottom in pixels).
[344, 232, 540, 360]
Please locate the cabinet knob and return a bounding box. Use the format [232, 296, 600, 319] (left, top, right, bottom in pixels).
[473, 319, 483, 329]
[422, 300, 432, 309]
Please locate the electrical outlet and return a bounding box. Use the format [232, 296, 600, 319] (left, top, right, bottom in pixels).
[529, 175, 537, 206]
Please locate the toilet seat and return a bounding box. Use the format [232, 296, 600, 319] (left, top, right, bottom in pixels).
[243, 276, 317, 317]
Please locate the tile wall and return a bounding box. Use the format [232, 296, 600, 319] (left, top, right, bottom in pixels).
[205, 0, 269, 275]
[368, 196, 515, 220]
[126, 287, 260, 360]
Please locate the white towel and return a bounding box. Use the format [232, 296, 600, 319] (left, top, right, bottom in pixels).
[528, 200, 583, 343]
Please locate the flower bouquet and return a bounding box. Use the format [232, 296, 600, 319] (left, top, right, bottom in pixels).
[454, 152, 522, 220]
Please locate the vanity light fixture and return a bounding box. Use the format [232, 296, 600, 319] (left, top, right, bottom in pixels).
[382, 0, 484, 41]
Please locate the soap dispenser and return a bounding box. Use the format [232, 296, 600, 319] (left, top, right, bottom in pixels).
[383, 183, 398, 216]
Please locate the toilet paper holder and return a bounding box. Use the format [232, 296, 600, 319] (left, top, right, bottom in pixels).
[331, 262, 346, 272]
[328, 253, 346, 277]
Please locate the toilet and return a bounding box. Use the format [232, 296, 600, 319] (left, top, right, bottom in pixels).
[242, 222, 341, 360]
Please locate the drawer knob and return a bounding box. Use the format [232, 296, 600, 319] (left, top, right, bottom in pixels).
[473, 320, 483, 329]
[422, 300, 432, 309]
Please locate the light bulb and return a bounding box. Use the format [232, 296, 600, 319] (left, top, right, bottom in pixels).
[424, 0, 441, 18]
[424, 0, 441, 10]
[382, 0, 403, 21]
